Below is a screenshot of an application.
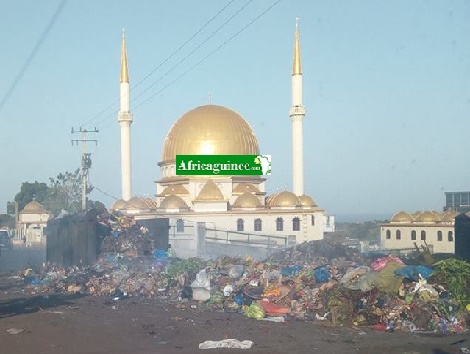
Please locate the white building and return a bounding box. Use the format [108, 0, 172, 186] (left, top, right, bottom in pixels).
[112, 21, 335, 246]
[380, 210, 459, 254]
[17, 200, 52, 246]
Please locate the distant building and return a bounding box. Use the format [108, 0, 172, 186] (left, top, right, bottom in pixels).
[380, 210, 461, 254]
[17, 200, 52, 246]
[444, 191, 470, 213]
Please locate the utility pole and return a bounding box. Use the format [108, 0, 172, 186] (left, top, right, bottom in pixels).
[71, 127, 99, 210]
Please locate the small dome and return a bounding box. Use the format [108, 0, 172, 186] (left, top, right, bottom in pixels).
[411, 211, 422, 220]
[267, 191, 301, 208]
[112, 199, 126, 210]
[232, 183, 260, 195]
[299, 195, 317, 207]
[21, 200, 48, 214]
[416, 210, 439, 223]
[233, 192, 262, 208]
[158, 184, 189, 197]
[391, 211, 413, 222]
[441, 210, 459, 222]
[121, 196, 150, 210]
[195, 180, 225, 201]
[160, 195, 188, 209]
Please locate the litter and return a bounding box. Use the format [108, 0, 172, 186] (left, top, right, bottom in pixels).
[198, 339, 254, 349]
[7, 328, 24, 335]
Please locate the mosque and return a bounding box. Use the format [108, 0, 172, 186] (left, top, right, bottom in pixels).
[112, 21, 335, 245]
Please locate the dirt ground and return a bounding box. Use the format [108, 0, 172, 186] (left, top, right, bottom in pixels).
[0, 275, 469, 354]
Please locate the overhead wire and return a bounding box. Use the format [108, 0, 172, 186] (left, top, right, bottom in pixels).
[94, 0, 282, 130]
[132, 0, 283, 112]
[0, 0, 67, 114]
[80, 0, 236, 129]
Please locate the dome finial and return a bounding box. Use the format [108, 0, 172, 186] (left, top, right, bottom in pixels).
[292, 18, 302, 75]
[208, 91, 212, 105]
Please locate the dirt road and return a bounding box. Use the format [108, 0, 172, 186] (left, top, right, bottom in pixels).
[0, 275, 468, 354]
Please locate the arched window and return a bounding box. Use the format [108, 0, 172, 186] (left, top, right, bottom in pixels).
[421, 230, 426, 241]
[411, 230, 416, 241]
[254, 218, 262, 232]
[437, 230, 443, 241]
[396, 230, 401, 240]
[293, 217, 300, 231]
[386, 230, 391, 239]
[448, 231, 454, 242]
[237, 218, 244, 232]
[176, 219, 184, 233]
[276, 217, 284, 231]
[311, 215, 315, 226]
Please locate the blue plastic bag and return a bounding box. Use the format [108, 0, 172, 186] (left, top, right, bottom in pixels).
[314, 267, 330, 283]
[280, 265, 303, 276]
[153, 249, 168, 260]
[395, 265, 433, 281]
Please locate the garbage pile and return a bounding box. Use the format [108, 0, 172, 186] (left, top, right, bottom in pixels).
[17, 217, 470, 336]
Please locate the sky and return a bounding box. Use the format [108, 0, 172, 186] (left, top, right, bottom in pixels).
[0, 0, 469, 220]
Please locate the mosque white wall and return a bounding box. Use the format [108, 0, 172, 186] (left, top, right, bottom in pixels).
[380, 224, 455, 254]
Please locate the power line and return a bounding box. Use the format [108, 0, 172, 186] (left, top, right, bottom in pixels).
[132, 0, 283, 112]
[80, 0, 236, 129]
[94, 0, 280, 130]
[0, 0, 67, 114]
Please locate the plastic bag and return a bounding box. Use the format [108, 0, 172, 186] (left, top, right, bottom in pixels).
[314, 267, 330, 283]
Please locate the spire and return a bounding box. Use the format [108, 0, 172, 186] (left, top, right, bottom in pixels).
[120, 28, 129, 83]
[292, 18, 302, 76]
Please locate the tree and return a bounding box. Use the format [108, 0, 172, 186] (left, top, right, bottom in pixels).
[14, 181, 49, 211]
[0, 214, 15, 229]
[45, 169, 83, 215]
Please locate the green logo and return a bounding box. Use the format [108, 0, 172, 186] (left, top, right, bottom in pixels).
[176, 155, 272, 176]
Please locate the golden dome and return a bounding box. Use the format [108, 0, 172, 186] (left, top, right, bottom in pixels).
[233, 183, 260, 195]
[195, 180, 224, 201]
[416, 210, 439, 223]
[267, 191, 301, 208]
[160, 195, 188, 209]
[233, 192, 262, 208]
[21, 200, 48, 214]
[441, 210, 459, 222]
[161, 105, 259, 163]
[391, 211, 413, 223]
[299, 195, 317, 207]
[411, 211, 422, 220]
[158, 184, 189, 197]
[112, 199, 126, 210]
[122, 196, 148, 210]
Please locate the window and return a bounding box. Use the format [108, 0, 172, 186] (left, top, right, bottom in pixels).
[311, 215, 315, 226]
[237, 218, 244, 232]
[254, 218, 262, 232]
[176, 219, 184, 233]
[396, 230, 401, 240]
[386, 230, 391, 239]
[448, 231, 454, 242]
[411, 230, 416, 241]
[437, 230, 443, 241]
[276, 217, 284, 231]
[421, 230, 426, 241]
[293, 217, 300, 231]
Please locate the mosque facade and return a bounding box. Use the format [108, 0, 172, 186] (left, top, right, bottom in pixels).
[379, 210, 462, 254]
[112, 22, 335, 244]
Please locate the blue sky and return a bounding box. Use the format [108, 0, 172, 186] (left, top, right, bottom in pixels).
[1, 0, 469, 219]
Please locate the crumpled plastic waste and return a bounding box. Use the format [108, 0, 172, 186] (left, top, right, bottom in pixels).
[199, 339, 253, 349]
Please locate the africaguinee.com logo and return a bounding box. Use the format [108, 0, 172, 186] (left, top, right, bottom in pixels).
[176, 155, 271, 176]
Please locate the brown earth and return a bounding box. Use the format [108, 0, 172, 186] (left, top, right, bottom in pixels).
[0, 276, 469, 354]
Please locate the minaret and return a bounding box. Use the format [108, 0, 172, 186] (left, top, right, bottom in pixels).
[118, 29, 133, 201]
[290, 18, 306, 196]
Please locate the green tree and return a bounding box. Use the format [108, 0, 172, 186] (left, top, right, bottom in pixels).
[45, 169, 83, 215]
[0, 214, 15, 229]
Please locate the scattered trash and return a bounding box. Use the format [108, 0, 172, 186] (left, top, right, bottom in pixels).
[199, 339, 254, 349]
[7, 328, 24, 335]
[257, 316, 285, 322]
